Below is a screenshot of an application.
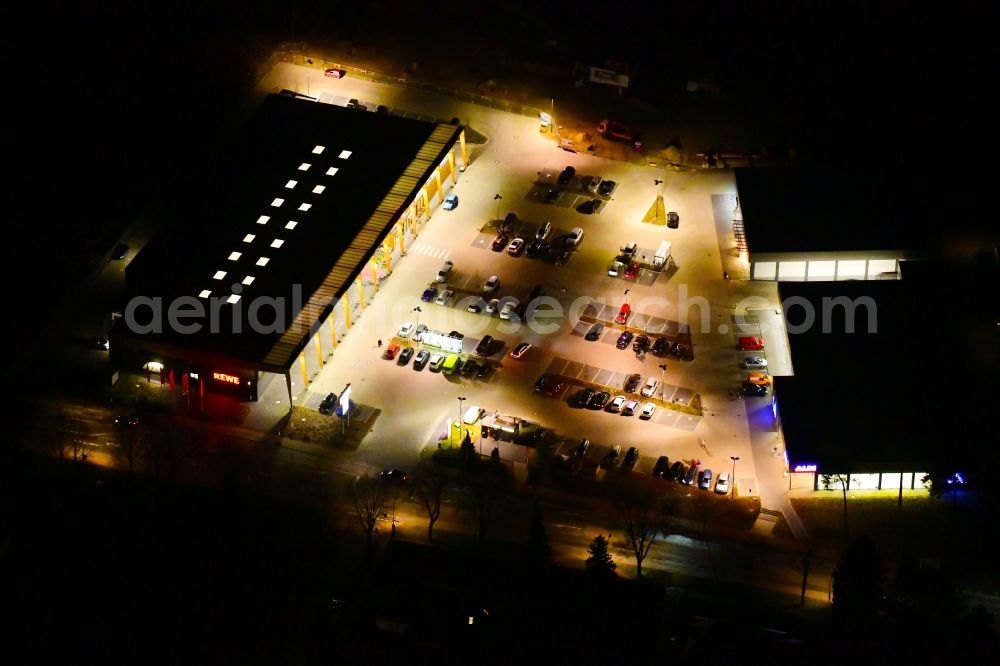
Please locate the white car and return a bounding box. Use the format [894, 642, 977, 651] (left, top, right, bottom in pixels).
[640, 377, 659, 398]
[412, 324, 427, 342]
[640, 402, 656, 420]
[742, 356, 768, 369]
[566, 227, 584, 247]
[397, 321, 415, 338]
[714, 473, 730, 494]
[435, 289, 453, 305]
[622, 399, 639, 416]
[486, 298, 500, 314]
[499, 301, 516, 320]
[606, 395, 627, 413]
[587, 176, 603, 194]
[483, 275, 500, 294]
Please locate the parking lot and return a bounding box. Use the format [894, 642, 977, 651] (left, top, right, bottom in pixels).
[267, 63, 784, 499]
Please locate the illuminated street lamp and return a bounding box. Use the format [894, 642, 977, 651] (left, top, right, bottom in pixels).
[624, 288, 630, 306]
[493, 194, 502, 223]
[457, 396, 467, 446]
[412, 305, 422, 326]
[658, 364, 667, 403]
[730, 456, 740, 497]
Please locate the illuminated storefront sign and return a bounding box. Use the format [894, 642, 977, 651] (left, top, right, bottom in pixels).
[793, 464, 817, 473]
[213, 372, 241, 385]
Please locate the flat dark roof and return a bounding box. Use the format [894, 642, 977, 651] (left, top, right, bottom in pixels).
[736, 167, 929, 255]
[776, 273, 991, 471]
[121, 94, 460, 370]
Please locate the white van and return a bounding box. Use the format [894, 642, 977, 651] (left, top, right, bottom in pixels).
[463, 405, 484, 425]
[567, 227, 584, 247]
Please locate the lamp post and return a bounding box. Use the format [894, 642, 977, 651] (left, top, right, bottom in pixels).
[624, 288, 630, 306]
[654, 179, 664, 223]
[412, 305, 422, 326]
[457, 396, 467, 446]
[493, 194, 502, 224]
[658, 363, 667, 403]
[730, 456, 740, 497]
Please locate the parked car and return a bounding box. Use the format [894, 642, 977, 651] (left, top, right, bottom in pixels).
[436, 260, 454, 282]
[323, 68, 347, 78]
[598, 180, 617, 197]
[606, 395, 627, 413]
[543, 188, 559, 204]
[460, 359, 479, 377]
[574, 387, 596, 407]
[467, 298, 485, 313]
[682, 465, 699, 485]
[624, 373, 641, 393]
[506, 238, 525, 256]
[746, 372, 772, 385]
[475, 335, 495, 357]
[318, 393, 336, 415]
[576, 198, 601, 215]
[555, 249, 573, 266]
[623, 263, 640, 280]
[622, 400, 639, 416]
[383, 343, 401, 360]
[413, 349, 431, 370]
[670, 341, 686, 358]
[492, 233, 509, 251]
[557, 166, 576, 186]
[668, 461, 686, 481]
[421, 286, 437, 302]
[622, 447, 639, 469]
[499, 301, 517, 320]
[501, 212, 518, 233]
[412, 324, 427, 342]
[738, 336, 765, 351]
[587, 176, 603, 194]
[575, 439, 590, 457]
[615, 303, 631, 325]
[429, 353, 445, 371]
[698, 468, 714, 490]
[603, 444, 622, 468]
[666, 211, 680, 229]
[475, 363, 493, 380]
[510, 342, 531, 359]
[632, 334, 650, 354]
[616, 331, 634, 349]
[742, 382, 768, 397]
[483, 275, 500, 293]
[640, 377, 659, 398]
[526, 239, 545, 258]
[597, 119, 634, 143]
[486, 298, 500, 314]
[535, 221, 552, 240]
[585, 323, 604, 341]
[111, 243, 129, 260]
[651, 337, 670, 357]
[640, 402, 656, 420]
[742, 356, 768, 369]
[714, 473, 730, 494]
[566, 227, 584, 247]
[542, 379, 567, 397]
[435, 289, 453, 305]
[448, 330, 464, 340]
[588, 391, 611, 410]
[397, 347, 414, 365]
[442, 194, 459, 210]
[397, 321, 415, 338]
[652, 456, 669, 478]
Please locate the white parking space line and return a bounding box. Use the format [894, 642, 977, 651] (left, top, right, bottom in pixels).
[410, 243, 452, 260]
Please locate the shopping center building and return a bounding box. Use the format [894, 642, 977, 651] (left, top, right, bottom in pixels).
[111, 93, 466, 406]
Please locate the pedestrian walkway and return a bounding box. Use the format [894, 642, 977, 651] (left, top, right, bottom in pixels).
[409, 242, 452, 259]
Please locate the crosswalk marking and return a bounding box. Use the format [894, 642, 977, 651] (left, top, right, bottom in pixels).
[410, 243, 451, 260]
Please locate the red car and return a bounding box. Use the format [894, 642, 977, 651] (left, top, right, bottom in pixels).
[383, 343, 401, 360]
[737, 336, 764, 351]
[615, 303, 631, 325]
[324, 68, 347, 78]
[624, 263, 640, 280]
[533, 375, 567, 398]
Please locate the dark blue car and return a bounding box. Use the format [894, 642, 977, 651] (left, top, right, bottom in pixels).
[421, 287, 437, 302]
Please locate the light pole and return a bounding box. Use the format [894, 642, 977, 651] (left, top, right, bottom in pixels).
[730, 456, 740, 497]
[412, 305, 422, 326]
[493, 194, 502, 224]
[457, 396, 467, 447]
[658, 364, 667, 403]
[624, 288, 630, 306]
[654, 179, 664, 223]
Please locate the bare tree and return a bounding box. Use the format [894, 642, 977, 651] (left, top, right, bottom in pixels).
[619, 492, 660, 578]
[822, 473, 850, 543]
[113, 424, 141, 473]
[42, 409, 76, 460]
[465, 455, 510, 542]
[414, 463, 447, 542]
[352, 475, 388, 550]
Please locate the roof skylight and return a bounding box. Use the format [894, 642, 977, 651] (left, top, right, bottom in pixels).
[285, 180, 298, 189]
[243, 234, 256, 243]
[213, 271, 227, 280]
[199, 289, 212, 298]
[312, 185, 326, 194]
[256, 257, 270, 267]
[256, 215, 270, 225]
[312, 145, 325, 154]
[242, 276, 255, 285]
[298, 163, 311, 171]
[227, 294, 241, 304]
[298, 203, 312, 211]
[339, 150, 352, 159]
[326, 167, 339, 176]
[285, 221, 298, 230]
[228, 251, 242, 261]
[271, 198, 285, 207]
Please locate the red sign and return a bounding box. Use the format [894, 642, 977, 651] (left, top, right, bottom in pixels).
[213, 372, 241, 385]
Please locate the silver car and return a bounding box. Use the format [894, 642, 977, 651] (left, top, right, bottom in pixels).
[435, 289, 453, 305]
[742, 356, 768, 369]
